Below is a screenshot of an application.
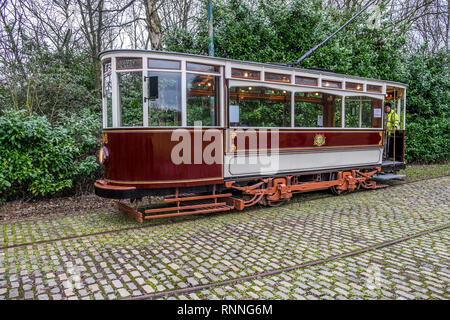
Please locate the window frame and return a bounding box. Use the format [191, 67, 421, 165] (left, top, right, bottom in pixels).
[366, 84, 383, 93]
[148, 58, 181, 70]
[186, 72, 221, 127]
[186, 62, 221, 74]
[343, 95, 384, 129]
[102, 59, 113, 128]
[345, 82, 364, 91]
[295, 76, 319, 86]
[322, 79, 343, 89]
[116, 57, 143, 70]
[293, 91, 344, 129]
[228, 84, 292, 128]
[146, 69, 183, 127]
[144, 59, 223, 128]
[264, 72, 291, 83]
[231, 68, 261, 80]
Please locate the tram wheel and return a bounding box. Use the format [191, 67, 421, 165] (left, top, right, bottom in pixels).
[266, 199, 287, 207]
[331, 186, 348, 196]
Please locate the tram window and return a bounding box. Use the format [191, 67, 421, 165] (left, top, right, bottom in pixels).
[295, 76, 318, 86]
[118, 72, 143, 127]
[231, 68, 260, 80]
[229, 87, 290, 127]
[344, 98, 360, 128]
[334, 97, 342, 127]
[147, 71, 182, 126]
[346, 82, 363, 91]
[367, 84, 382, 93]
[148, 58, 180, 70]
[103, 73, 113, 127]
[344, 96, 383, 128]
[265, 72, 291, 83]
[103, 60, 111, 74]
[322, 80, 342, 89]
[186, 74, 220, 126]
[103, 60, 112, 127]
[186, 62, 219, 73]
[117, 57, 142, 70]
[294, 92, 342, 128]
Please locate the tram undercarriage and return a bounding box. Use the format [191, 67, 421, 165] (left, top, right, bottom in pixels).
[96, 166, 390, 223]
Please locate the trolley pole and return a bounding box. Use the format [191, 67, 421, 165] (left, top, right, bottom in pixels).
[208, 0, 215, 57]
[290, 0, 377, 66]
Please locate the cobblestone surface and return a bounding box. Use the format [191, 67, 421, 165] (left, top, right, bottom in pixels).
[0, 177, 448, 300]
[0, 211, 140, 248]
[167, 228, 450, 300]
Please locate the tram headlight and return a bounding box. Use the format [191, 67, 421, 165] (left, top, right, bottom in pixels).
[98, 146, 109, 165]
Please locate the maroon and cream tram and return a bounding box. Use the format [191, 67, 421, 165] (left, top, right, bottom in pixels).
[94, 49, 407, 222]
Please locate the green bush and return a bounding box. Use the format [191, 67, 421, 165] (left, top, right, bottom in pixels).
[0, 109, 101, 201]
[405, 115, 450, 163]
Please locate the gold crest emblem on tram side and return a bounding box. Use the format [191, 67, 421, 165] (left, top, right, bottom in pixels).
[313, 133, 326, 147]
[102, 133, 108, 145]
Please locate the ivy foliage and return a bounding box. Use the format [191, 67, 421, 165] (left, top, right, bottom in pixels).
[399, 50, 450, 162]
[0, 109, 101, 201]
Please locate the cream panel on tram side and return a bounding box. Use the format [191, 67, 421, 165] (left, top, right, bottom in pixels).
[223, 147, 383, 178]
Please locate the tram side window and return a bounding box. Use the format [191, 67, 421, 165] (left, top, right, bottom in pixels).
[345, 98, 360, 128]
[103, 61, 112, 127]
[229, 87, 291, 127]
[294, 92, 342, 128]
[344, 96, 382, 128]
[148, 71, 182, 126]
[186, 74, 220, 126]
[118, 72, 143, 127]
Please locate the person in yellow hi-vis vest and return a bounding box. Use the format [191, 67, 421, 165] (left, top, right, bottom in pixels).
[385, 102, 400, 135]
[384, 102, 400, 160]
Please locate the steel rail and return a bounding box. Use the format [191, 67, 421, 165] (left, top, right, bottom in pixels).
[0, 175, 448, 251]
[128, 223, 450, 300]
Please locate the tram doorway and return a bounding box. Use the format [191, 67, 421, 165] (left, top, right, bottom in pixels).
[382, 86, 406, 172]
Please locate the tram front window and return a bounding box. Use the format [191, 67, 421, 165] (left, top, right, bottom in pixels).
[118, 71, 143, 127]
[148, 71, 182, 126]
[103, 60, 112, 128]
[186, 74, 220, 126]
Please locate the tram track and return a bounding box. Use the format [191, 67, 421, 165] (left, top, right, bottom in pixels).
[127, 223, 450, 300]
[0, 175, 447, 252]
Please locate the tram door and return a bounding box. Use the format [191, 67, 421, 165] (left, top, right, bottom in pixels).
[384, 87, 406, 162]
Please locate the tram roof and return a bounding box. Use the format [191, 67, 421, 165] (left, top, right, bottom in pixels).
[99, 49, 408, 89]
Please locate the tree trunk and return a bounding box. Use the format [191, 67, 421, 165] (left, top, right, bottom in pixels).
[144, 0, 162, 50]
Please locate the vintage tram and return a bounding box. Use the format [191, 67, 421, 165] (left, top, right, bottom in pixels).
[94, 49, 407, 222]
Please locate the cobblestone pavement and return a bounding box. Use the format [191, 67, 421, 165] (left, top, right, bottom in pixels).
[167, 229, 449, 300]
[0, 177, 448, 300]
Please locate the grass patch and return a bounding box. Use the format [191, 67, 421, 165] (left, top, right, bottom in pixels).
[398, 163, 450, 182]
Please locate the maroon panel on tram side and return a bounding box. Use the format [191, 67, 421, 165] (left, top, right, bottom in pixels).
[228, 129, 383, 152]
[103, 128, 224, 188]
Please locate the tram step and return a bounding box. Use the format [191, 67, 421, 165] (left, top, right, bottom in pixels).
[372, 174, 406, 181]
[145, 201, 227, 214]
[144, 204, 233, 220]
[164, 193, 233, 203]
